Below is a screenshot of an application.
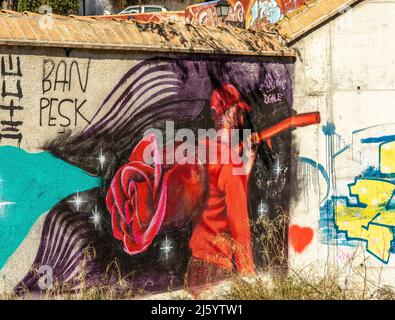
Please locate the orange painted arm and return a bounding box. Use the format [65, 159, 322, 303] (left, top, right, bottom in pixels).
[251, 112, 321, 145]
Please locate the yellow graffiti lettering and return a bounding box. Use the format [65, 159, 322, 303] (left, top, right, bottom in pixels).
[335, 140, 395, 263]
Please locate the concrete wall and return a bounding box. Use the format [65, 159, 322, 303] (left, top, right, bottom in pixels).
[290, 0, 395, 289]
[0, 46, 296, 294]
[3, 0, 390, 297]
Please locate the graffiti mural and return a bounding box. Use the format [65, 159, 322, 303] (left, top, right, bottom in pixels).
[0, 55, 23, 146]
[300, 123, 395, 264]
[40, 59, 91, 130]
[185, 1, 221, 27]
[96, 0, 306, 30]
[0, 52, 321, 295]
[277, 0, 305, 13]
[227, 0, 305, 28]
[127, 12, 185, 24]
[251, 0, 283, 25]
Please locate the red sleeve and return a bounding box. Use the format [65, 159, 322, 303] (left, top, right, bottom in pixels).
[219, 164, 255, 275]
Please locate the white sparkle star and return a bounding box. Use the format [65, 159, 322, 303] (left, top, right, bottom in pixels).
[257, 200, 268, 218]
[273, 159, 284, 178]
[96, 149, 106, 171]
[68, 191, 86, 212]
[0, 201, 15, 217]
[90, 205, 101, 230]
[160, 235, 173, 260]
[0, 201, 14, 206]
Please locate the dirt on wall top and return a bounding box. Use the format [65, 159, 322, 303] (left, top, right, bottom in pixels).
[0, 9, 294, 57]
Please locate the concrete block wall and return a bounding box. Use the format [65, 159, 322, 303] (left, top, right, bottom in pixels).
[0, 45, 297, 294]
[290, 0, 395, 288]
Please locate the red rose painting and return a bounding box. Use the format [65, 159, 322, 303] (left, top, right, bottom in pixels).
[106, 134, 206, 255]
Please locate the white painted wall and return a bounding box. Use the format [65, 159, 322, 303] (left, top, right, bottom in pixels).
[0, 47, 150, 151]
[290, 0, 395, 289]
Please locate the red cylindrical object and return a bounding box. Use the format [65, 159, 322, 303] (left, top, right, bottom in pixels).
[252, 112, 320, 144]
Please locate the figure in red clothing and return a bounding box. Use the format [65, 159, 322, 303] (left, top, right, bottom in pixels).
[105, 80, 320, 292]
[186, 83, 257, 290]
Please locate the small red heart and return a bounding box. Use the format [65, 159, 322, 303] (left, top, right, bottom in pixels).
[289, 225, 314, 253]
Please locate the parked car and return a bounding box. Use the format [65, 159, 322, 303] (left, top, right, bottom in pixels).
[118, 5, 169, 14]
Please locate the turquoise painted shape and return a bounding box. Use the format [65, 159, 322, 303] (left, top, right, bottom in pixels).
[0, 146, 101, 270]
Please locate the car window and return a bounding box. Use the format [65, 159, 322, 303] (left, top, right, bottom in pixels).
[143, 7, 164, 13]
[120, 7, 141, 14]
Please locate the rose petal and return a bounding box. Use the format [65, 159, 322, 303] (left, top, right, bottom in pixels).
[132, 181, 155, 244]
[123, 233, 151, 255]
[109, 202, 124, 240]
[129, 133, 156, 163]
[143, 173, 169, 243]
[120, 213, 133, 237]
[122, 162, 154, 189]
[109, 170, 127, 216]
[106, 133, 172, 256]
[152, 136, 162, 201]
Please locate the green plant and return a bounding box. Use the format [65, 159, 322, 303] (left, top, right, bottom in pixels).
[17, 0, 79, 15]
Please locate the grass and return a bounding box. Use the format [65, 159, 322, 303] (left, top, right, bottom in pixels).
[2, 213, 395, 300]
[221, 266, 395, 300]
[224, 273, 368, 300]
[4, 269, 394, 300]
[220, 212, 395, 300]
